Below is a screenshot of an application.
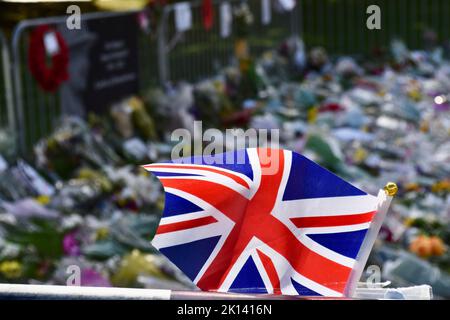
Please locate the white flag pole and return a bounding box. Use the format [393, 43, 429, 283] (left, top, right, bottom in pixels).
[345, 182, 397, 298]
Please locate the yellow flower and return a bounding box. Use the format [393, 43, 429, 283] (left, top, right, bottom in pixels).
[35, 195, 50, 205]
[111, 250, 168, 287]
[353, 148, 367, 164]
[128, 96, 144, 112]
[408, 89, 421, 102]
[404, 217, 415, 227]
[95, 227, 109, 241]
[0, 261, 22, 279]
[78, 168, 112, 193]
[307, 106, 318, 124]
[404, 182, 420, 192]
[213, 80, 224, 93]
[431, 180, 450, 193]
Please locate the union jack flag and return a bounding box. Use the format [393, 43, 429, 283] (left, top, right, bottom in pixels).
[143, 148, 383, 297]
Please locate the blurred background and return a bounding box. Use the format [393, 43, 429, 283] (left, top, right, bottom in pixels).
[0, 0, 449, 298]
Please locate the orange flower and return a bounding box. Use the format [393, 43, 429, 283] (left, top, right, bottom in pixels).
[431, 180, 450, 193]
[409, 235, 432, 258]
[429, 236, 446, 256]
[404, 183, 420, 192]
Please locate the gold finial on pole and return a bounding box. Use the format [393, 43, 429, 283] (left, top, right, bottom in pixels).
[384, 182, 398, 196]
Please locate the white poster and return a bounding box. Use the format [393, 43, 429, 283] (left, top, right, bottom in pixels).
[220, 2, 232, 38]
[262, 0, 272, 25]
[278, 0, 296, 11]
[44, 32, 60, 56]
[174, 2, 192, 32]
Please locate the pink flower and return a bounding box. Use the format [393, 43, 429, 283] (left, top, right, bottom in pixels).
[63, 231, 81, 256]
[80, 268, 112, 287]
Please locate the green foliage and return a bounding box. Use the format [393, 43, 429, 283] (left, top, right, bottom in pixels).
[1, 218, 64, 259]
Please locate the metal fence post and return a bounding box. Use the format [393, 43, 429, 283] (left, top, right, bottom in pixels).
[0, 30, 16, 142]
[291, 0, 301, 37]
[11, 22, 27, 155]
[158, 6, 171, 85]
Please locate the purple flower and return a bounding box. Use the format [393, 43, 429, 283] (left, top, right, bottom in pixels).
[63, 231, 81, 256]
[80, 268, 112, 287]
[433, 94, 450, 111]
[434, 101, 450, 111]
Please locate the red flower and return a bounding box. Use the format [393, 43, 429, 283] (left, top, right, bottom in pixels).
[201, 0, 214, 31]
[319, 103, 345, 113]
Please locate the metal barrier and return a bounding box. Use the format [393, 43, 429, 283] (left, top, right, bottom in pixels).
[11, 10, 158, 155]
[157, 0, 300, 84]
[0, 283, 432, 300]
[0, 283, 311, 300]
[0, 30, 15, 143]
[155, 0, 450, 83]
[9, 0, 450, 153]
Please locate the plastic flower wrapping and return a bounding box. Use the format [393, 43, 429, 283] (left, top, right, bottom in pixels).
[0, 37, 448, 298]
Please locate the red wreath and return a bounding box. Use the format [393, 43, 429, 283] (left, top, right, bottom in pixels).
[28, 25, 69, 92]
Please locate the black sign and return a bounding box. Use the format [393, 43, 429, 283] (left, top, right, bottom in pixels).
[83, 14, 140, 114]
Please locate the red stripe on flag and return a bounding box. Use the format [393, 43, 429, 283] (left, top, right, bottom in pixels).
[157, 216, 218, 234]
[290, 211, 376, 228]
[144, 164, 250, 189]
[256, 250, 281, 295]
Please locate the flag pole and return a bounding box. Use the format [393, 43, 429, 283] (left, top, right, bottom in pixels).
[345, 182, 397, 298]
